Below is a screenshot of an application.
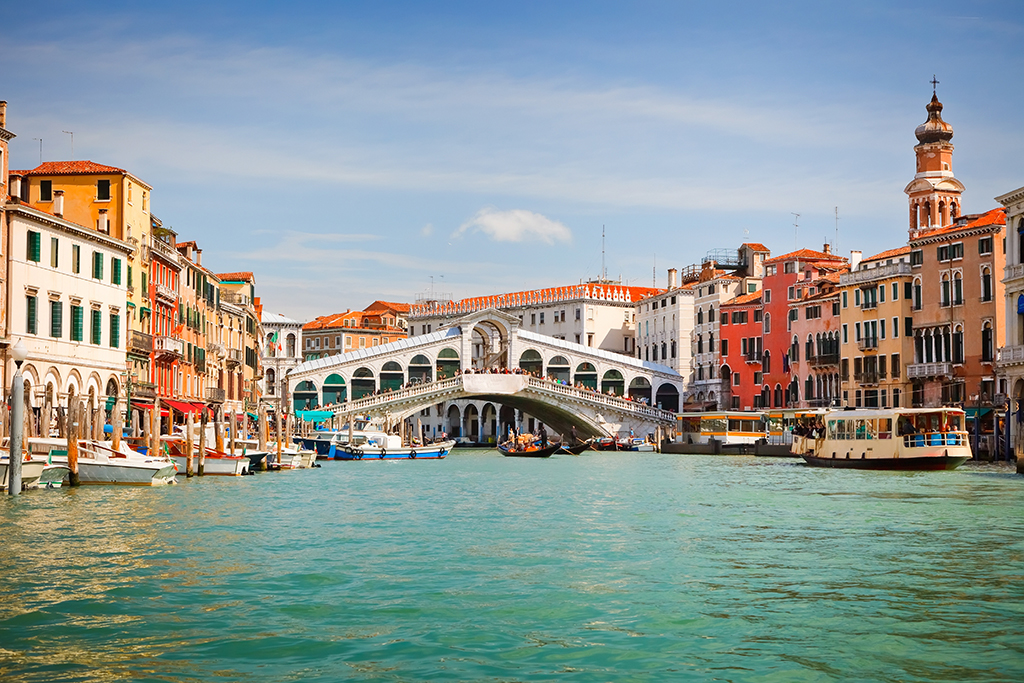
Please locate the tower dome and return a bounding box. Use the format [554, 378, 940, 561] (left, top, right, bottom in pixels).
[915, 93, 954, 144]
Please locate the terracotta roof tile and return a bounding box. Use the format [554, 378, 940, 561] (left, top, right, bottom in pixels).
[217, 271, 254, 282]
[364, 300, 411, 313]
[913, 208, 1006, 240]
[742, 242, 770, 252]
[863, 246, 911, 262]
[764, 248, 847, 265]
[19, 160, 127, 176]
[722, 291, 762, 307]
[442, 283, 663, 310]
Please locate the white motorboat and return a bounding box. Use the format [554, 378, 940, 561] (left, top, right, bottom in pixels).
[7, 437, 178, 485]
[0, 453, 69, 490]
[162, 438, 249, 476]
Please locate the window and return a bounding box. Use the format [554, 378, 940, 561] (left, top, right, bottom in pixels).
[981, 268, 992, 302]
[953, 273, 963, 305]
[764, 313, 771, 333]
[892, 282, 899, 301]
[71, 305, 83, 342]
[721, 339, 729, 356]
[90, 309, 102, 345]
[979, 236, 992, 255]
[109, 313, 120, 348]
[733, 372, 741, 386]
[111, 257, 122, 285]
[575, 308, 581, 320]
[70, 245, 80, 274]
[937, 245, 950, 262]
[892, 353, 900, 378]
[531, 313, 536, 325]
[879, 285, 885, 303]
[855, 322, 861, 341]
[941, 276, 951, 307]
[540, 312, 545, 324]
[763, 289, 771, 304]
[842, 324, 848, 344]
[50, 300, 62, 338]
[841, 358, 849, 381]
[40, 180, 52, 201]
[50, 237, 59, 267]
[879, 318, 886, 340]
[893, 317, 899, 338]
[784, 262, 796, 274]
[910, 249, 923, 266]
[950, 242, 963, 260]
[92, 252, 104, 280]
[982, 323, 993, 362]
[26, 295, 37, 334]
[27, 231, 41, 262]
[97, 179, 111, 200]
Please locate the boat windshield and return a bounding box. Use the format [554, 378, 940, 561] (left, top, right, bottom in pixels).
[826, 417, 893, 440]
[895, 411, 963, 435]
[702, 417, 727, 434]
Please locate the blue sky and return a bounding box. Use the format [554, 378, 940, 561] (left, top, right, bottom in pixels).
[4, 1, 1021, 320]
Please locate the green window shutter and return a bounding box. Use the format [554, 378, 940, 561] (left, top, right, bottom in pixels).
[92, 252, 104, 280]
[50, 300, 63, 338]
[91, 309, 102, 345]
[112, 258, 122, 285]
[142, 272, 148, 293]
[127, 265, 133, 289]
[27, 231, 41, 262]
[109, 313, 120, 348]
[72, 245, 81, 274]
[50, 237, 59, 268]
[26, 296, 37, 334]
[71, 306, 84, 342]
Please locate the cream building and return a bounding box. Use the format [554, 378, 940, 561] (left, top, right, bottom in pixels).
[995, 184, 1024, 461]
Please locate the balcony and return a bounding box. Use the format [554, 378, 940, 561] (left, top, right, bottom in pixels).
[860, 300, 877, 310]
[154, 335, 184, 358]
[998, 345, 1024, 368]
[858, 337, 879, 351]
[133, 381, 157, 400]
[744, 352, 761, 365]
[855, 371, 880, 386]
[808, 352, 840, 368]
[129, 331, 153, 356]
[226, 348, 243, 367]
[907, 362, 953, 379]
[205, 386, 225, 403]
[154, 281, 176, 304]
[151, 236, 178, 261]
[840, 261, 912, 286]
[1004, 263, 1024, 282]
[207, 341, 225, 357]
[220, 291, 248, 307]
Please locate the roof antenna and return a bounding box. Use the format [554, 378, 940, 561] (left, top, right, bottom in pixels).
[834, 207, 840, 254]
[601, 225, 606, 281]
[62, 130, 74, 161]
[32, 138, 43, 165]
[791, 212, 800, 249]
[653, 254, 656, 287]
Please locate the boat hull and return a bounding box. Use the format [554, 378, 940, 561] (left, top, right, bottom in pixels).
[0, 459, 48, 490]
[336, 441, 452, 461]
[170, 454, 248, 476]
[499, 443, 560, 458]
[561, 443, 591, 455]
[74, 460, 178, 485]
[802, 454, 970, 471]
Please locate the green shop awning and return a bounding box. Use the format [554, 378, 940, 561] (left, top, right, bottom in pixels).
[965, 408, 993, 418]
[297, 410, 333, 422]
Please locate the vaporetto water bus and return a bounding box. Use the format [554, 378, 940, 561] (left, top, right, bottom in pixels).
[673, 411, 766, 454]
[792, 407, 972, 470]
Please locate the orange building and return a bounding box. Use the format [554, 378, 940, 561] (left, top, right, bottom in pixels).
[303, 304, 409, 361]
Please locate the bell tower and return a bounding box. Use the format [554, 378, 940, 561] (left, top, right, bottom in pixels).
[904, 79, 966, 238]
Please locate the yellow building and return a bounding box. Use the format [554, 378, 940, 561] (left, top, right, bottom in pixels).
[216, 272, 263, 415]
[838, 247, 916, 408]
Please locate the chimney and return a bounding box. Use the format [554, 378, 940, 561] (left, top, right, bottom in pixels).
[850, 250, 862, 271]
[98, 208, 109, 233]
[668, 268, 678, 289]
[53, 189, 64, 218]
[822, 242, 831, 254]
[10, 175, 21, 200]
[0, 101, 6, 129]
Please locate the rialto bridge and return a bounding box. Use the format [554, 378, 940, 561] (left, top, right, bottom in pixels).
[285, 309, 683, 440]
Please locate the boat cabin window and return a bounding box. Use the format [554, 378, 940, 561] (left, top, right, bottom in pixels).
[679, 417, 701, 433]
[827, 418, 890, 440]
[702, 417, 727, 433]
[767, 414, 784, 434]
[728, 418, 760, 434]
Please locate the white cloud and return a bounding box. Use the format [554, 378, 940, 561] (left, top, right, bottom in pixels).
[452, 208, 572, 244]
[421, 223, 434, 236]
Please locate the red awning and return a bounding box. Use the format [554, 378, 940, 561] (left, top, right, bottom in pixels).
[131, 401, 169, 417]
[165, 399, 205, 414]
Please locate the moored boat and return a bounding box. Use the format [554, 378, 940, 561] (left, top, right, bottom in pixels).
[1, 454, 68, 490]
[162, 439, 249, 476]
[335, 432, 453, 460]
[795, 407, 972, 470]
[7, 438, 177, 485]
[560, 442, 591, 455]
[498, 442, 560, 458]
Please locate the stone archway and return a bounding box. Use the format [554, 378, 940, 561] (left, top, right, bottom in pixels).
[547, 355, 571, 383]
[628, 376, 651, 403]
[655, 384, 680, 412]
[436, 348, 460, 379]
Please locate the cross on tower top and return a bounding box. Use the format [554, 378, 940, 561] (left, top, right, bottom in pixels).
[931, 75, 939, 94]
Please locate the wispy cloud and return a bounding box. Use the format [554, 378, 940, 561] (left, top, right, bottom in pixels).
[453, 208, 572, 244]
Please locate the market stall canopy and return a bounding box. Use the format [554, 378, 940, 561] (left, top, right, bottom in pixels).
[297, 410, 333, 422]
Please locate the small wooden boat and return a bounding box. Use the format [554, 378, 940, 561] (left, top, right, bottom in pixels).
[498, 442, 560, 458]
[560, 442, 591, 455]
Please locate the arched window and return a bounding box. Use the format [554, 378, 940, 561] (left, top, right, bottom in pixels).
[763, 312, 771, 334]
[913, 277, 922, 310]
[773, 384, 783, 408]
[708, 333, 715, 353]
[953, 272, 963, 305]
[266, 368, 276, 395]
[950, 202, 958, 220]
[697, 308, 704, 324]
[697, 334, 703, 354]
[671, 340, 677, 358]
[286, 333, 296, 357]
[805, 375, 814, 400]
[708, 305, 715, 322]
[661, 342, 667, 360]
[790, 335, 799, 363]
[266, 333, 277, 357]
[981, 267, 992, 302]
[982, 322, 994, 362]
[763, 350, 771, 374]
[941, 274, 951, 307]
[1018, 217, 1024, 265]
[952, 325, 964, 364]
[805, 334, 814, 360]
[939, 200, 946, 226]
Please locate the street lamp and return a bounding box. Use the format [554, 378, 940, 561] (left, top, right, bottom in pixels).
[8, 340, 29, 495]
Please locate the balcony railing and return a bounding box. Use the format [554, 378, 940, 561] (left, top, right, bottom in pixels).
[855, 371, 880, 385]
[907, 362, 953, 378]
[129, 330, 153, 355]
[998, 345, 1024, 367]
[151, 236, 178, 261]
[226, 348, 243, 366]
[860, 300, 877, 310]
[220, 291, 248, 306]
[1004, 263, 1024, 282]
[744, 352, 761, 364]
[808, 352, 840, 367]
[205, 386, 225, 403]
[858, 337, 879, 351]
[840, 261, 912, 285]
[133, 381, 157, 400]
[154, 336, 184, 358]
[154, 282, 176, 303]
[207, 341, 225, 357]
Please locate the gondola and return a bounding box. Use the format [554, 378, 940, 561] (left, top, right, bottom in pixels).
[560, 442, 591, 455]
[497, 442, 560, 458]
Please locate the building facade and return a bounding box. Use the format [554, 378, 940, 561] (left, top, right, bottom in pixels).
[995, 184, 1024, 460]
[635, 269, 695, 376]
[261, 311, 303, 413]
[718, 291, 763, 410]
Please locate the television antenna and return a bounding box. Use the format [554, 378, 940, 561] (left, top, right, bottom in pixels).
[791, 212, 800, 248]
[62, 130, 74, 160]
[32, 138, 42, 164]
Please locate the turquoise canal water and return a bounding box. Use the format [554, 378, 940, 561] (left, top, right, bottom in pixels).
[1, 451, 1022, 682]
